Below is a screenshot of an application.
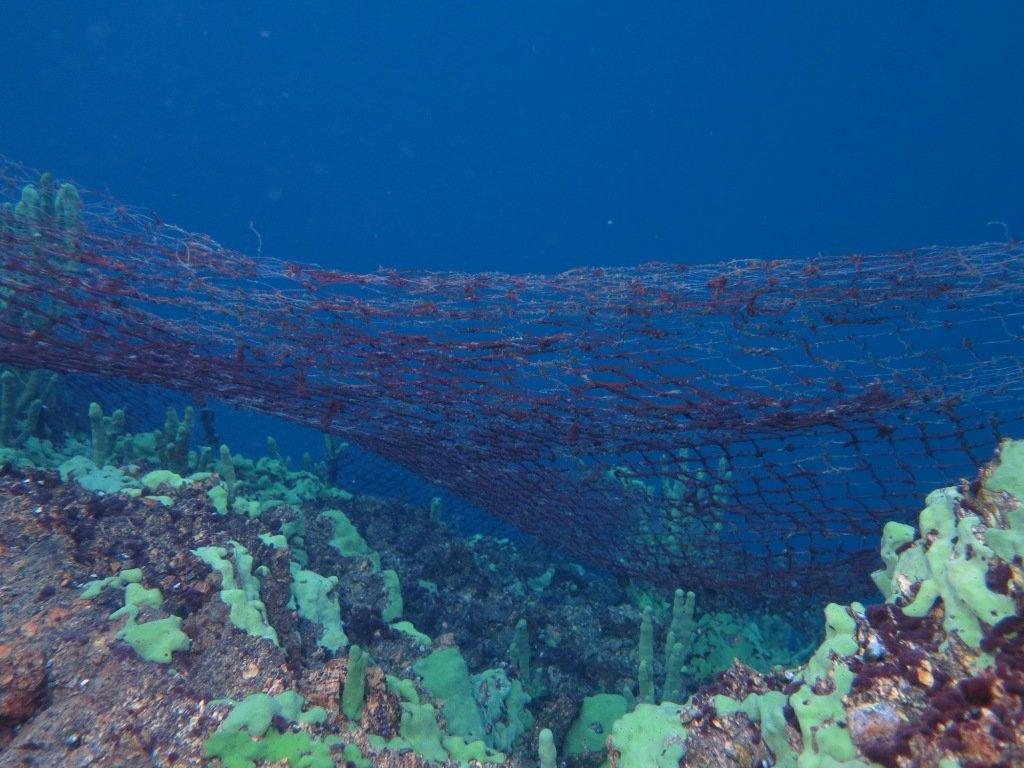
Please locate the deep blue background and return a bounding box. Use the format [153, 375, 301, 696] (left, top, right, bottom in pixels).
[3, 2, 1021, 275]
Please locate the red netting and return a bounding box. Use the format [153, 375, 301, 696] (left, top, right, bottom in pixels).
[3, 160, 1022, 605]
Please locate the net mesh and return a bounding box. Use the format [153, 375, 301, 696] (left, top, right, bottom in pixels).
[3, 159, 1023, 605]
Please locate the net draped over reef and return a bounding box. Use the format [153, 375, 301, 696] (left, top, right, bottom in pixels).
[2, 160, 1023, 605]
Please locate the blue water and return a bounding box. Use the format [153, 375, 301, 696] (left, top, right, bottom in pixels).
[3, 2, 1022, 277]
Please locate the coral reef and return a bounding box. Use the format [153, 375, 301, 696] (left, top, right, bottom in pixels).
[0, 382, 1021, 767]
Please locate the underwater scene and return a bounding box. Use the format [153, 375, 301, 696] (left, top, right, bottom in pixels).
[1, 4, 1023, 768]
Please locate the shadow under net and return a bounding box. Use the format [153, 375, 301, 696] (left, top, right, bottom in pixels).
[2, 158, 1022, 608]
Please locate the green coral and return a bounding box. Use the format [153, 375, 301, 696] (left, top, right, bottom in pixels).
[342, 644, 369, 720]
[342, 744, 372, 768]
[631, 586, 801, 707]
[290, 565, 348, 652]
[469, 667, 532, 752]
[7, 175, 80, 240]
[607, 702, 687, 768]
[13, 183, 42, 235]
[0, 369, 57, 448]
[982, 439, 1024, 501]
[391, 620, 431, 645]
[385, 699, 506, 767]
[54, 181, 82, 232]
[869, 520, 916, 596]
[633, 584, 809, 704]
[117, 614, 190, 664]
[787, 603, 862, 767]
[140, 469, 185, 492]
[689, 609, 810, 682]
[201, 437, 352, 517]
[192, 542, 279, 645]
[538, 728, 557, 768]
[412, 647, 530, 755]
[82, 571, 189, 663]
[205, 730, 337, 768]
[443, 735, 506, 765]
[564, 693, 629, 757]
[662, 588, 695, 703]
[217, 443, 238, 486]
[110, 582, 164, 616]
[713, 690, 794, 766]
[388, 701, 449, 763]
[321, 508, 378, 567]
[154, 405, 194, 474]
[59, 456, 140, 495]
[217, 691, 326, 736]
[380, 568, 403, 623]
[711, 604, 873, 768]
[318, 433, 346, 484]
[871, 440, 1024, 653]
[414, 647, 487, 743]
[207, 484, 230, 514]
[81, 567, 143, 599]
[205, 692, 335, 768]
[88, 401, 125, 467]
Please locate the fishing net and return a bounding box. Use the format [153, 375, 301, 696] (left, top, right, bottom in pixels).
[3, 159, 1022, 605]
